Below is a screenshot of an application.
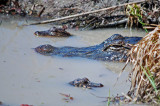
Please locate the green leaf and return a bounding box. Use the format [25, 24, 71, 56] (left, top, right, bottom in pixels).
[141, 66, 158, 94]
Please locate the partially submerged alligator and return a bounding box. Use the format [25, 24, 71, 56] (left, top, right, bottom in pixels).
[35, 34, 142, 62]
[34, 26, 71, 37]
[69, 77, 103, 89]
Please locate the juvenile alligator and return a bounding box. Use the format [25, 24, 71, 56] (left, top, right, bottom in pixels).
[34, 26, 71, 37]
[69, 77, 103, 89]
[34, 34, 142, 62]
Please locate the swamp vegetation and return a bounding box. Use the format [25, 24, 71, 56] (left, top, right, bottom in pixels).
[0, 0, 160, 105]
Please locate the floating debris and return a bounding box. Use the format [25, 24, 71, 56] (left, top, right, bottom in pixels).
[59, 93, 74, 103]
[69, 77, 103, 89]
[0, 101, 2, 105]
[90, 93, 125, 105]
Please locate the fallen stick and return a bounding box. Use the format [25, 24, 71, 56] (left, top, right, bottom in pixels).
[143, 26, 156, 29]
[143, 24, 160, 29]
[92, 18, 128, 29]
[26, 0, 145, 26]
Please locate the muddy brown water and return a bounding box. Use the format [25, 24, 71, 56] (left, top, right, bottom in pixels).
[0, 15, 146, 106]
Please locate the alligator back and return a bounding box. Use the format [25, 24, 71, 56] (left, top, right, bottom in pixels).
[35, 34, 142, 62]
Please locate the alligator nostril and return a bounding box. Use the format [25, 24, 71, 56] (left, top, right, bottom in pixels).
[34, 31, 39, 36]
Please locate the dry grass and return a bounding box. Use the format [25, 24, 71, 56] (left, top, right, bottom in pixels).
[124, 26, 160, 103]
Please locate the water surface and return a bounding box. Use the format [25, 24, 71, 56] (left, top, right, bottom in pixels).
[0, 16, 146, 106]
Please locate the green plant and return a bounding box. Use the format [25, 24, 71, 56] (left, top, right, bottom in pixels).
[141, 66, 158, 94]
[107, 89, 111, 106]
[126, 4, 148, 32]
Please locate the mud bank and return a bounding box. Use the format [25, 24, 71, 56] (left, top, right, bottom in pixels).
[1, 0, 160, 29]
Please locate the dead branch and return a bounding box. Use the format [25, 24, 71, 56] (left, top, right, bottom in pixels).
[92, 18, 128, 29]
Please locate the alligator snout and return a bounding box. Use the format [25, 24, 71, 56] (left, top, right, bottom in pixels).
[35, 44, 55, 55]
[34, 26, 71, 37]
[34, 31, 50, 36]
[34, 31, 40, 36]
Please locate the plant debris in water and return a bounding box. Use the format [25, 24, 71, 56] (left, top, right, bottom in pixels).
[59, 93, 74, 103]
[123, 26, 160, 104]
[90, 93, 125, 105]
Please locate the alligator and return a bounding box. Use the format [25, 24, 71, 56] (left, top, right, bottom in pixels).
[69, 77, 104, 89]
[34, 26, 71, 37]
[34, 34, 142, 62]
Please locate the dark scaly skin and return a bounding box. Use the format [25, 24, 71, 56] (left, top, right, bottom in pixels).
[34, 34, 142, 62]
[34, 26, 71, 37]
[69, 77, 104, 89]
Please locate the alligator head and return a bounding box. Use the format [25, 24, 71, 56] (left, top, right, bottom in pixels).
[35, 44, 56, 55]
[102, 34, 142, 51]
[34, 26, 71, 37]
[69, 77, 104, 89]
[34, 34, 142, 62]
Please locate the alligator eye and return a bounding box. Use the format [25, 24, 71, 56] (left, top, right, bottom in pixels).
[50, 27, 56, 31]
[117, 41, 125, 45]
[42, 45, 54, 53]
[111, 34, 124, 40]
[83, 81, 89, 84]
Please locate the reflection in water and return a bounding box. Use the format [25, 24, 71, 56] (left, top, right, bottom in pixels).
[0, 27, 18, 53]
[0, 16, 146, 106]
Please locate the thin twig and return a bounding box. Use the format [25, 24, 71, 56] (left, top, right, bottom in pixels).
[93, 18, 128, 29]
